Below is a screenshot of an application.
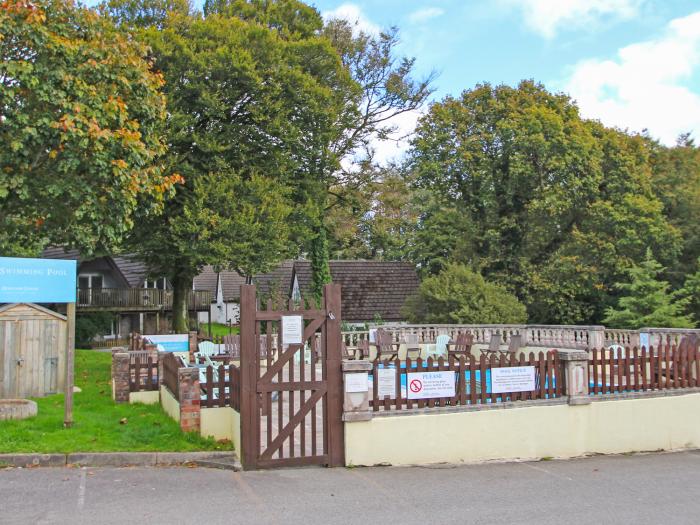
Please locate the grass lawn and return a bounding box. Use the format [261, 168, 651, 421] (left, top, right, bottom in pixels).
[204, 323, 239, 337]
[0, 350, 232, 454]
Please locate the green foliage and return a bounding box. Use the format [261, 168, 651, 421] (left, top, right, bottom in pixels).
[409, 81, 680, 324]
[0, 0, 175, 255]
[679, 258, 700, 325]
[75, 312, 115, 347]
[119, 3, 350, 329]
[310, 227, 331, 303]
[402, 264, 527, 324]
[603, 250, 693, 329]
[0, 350, 229, 453]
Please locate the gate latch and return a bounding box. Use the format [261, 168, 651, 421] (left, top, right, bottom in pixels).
[327, 311, 336, 321]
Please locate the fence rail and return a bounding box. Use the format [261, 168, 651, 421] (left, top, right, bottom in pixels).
[589, 345, 700, 395]
[78, 288, 212, 311]
[129, 354, 158, 392]
[200, 364, 241, 410]
[369, 350, 562, 412]
[162, 353, 180, 401]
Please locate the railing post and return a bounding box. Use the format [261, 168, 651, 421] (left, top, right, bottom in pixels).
[558, 349, 591, 405]
[157, 350, 168, 388]
[324, 283, 345, 467]
[342, 360, 372, 422]
[188, 331, 198, 363]
[587, 326, 605, 349]
[112, 350, 130, 403]
[239, 284, 258, 470]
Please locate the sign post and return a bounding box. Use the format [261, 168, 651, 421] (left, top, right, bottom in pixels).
[0, 257, 77, 427]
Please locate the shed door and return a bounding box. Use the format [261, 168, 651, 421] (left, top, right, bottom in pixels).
[0, 320, 21, 398]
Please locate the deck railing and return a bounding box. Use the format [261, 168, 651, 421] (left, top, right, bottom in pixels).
[77, 288, 212, 311]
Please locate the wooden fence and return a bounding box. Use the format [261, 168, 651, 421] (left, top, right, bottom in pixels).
[129, 353, 158, 392]
[161, 353, 180, 401]
[589, 345, 700, 395]
[369, 350, 562, 412]
[200, 363, 241, 410]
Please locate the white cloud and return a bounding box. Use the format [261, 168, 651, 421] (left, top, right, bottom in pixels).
[321, 3, 381, 36]
[408, 7, 445, 24]
[505, 0, 643, 39]
[371, 109, 424, 166]
[563, 11, 700, 145]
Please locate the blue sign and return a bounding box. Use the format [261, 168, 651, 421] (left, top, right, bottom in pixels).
[0, 257, 77, 303]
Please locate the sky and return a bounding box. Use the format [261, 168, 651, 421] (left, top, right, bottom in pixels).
[311, 0, 700, 162]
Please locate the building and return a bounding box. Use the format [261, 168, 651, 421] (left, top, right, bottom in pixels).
[41, 248, 212, 339]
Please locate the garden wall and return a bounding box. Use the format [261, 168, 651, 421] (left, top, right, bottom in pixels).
[344, 391, 700, 466]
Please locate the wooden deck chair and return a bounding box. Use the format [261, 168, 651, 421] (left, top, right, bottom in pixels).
[223, 334, 240, 359]
[357, 339, 370, 360]
[481, 334, 501, 357]
[447, 332, 473, 359]
[501, 334, 522, 358]
[374, 329, 401, 361]
[402, 333, 422, 360]
[197, 340, 217, 358]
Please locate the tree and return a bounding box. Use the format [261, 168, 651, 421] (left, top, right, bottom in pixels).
[111, 3, 350, 330]
[679, 258, 700, 325]
[402, 264, 527, 324]
[603, 250, 693, 329]
[309, 19, 434, 298]
[1, 0, 176, 256]
[409, 81, 680, 323]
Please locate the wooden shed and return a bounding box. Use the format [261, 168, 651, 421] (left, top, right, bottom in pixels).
[0, 303, 67, 398]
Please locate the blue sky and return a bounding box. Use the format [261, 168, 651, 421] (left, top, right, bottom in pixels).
[313, 0, 700, 155]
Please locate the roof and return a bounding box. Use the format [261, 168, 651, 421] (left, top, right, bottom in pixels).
[253, 260, 295, 301]
[293, 260, 420, 322]
[0, 303, 67, 321]
[220, 271, 247, 302]
[41, 248, 150, 287]
[193, 265, 218, 296]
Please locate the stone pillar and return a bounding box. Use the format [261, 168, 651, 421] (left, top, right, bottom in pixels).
[559, 349, 591, 406]
[587, 326, 605, 350]
[112, 351, 130, 403]
[342, 360, 372, 422]
[178, 367, 201, 433]
[188, 331, 198, 364]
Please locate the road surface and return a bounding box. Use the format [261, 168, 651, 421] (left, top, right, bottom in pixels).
[2, 451, 700, 524]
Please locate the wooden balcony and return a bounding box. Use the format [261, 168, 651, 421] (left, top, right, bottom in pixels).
[77, 288, 212, 312]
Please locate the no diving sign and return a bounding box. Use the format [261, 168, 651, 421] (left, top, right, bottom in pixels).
[406, 371, 455, 400]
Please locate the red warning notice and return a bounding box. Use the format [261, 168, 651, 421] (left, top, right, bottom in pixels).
[406, 371, 455, 400]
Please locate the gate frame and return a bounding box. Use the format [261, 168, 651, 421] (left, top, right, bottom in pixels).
[238, 283, 345, 470]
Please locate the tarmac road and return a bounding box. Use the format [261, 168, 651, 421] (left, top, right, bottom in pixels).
[2, 451, 700, 525]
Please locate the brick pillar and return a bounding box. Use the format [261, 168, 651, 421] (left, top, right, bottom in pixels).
[188, 331, 198, 364]
[342, 360, 372, 422]
[178, 367, 201, 433]
[559, 349, 591, 406]
[113, 351, 130, 403]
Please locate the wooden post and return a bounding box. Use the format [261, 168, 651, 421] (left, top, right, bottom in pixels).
[239, 285, 258, 470]
[208, 308, 212, 337]
[64, 302, 76, 428]
[324, 283, 345, 467]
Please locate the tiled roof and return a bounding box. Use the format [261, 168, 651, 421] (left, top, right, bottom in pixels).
[293, 260, 419, 322]
[253, 260, 295, 300]
[41, 248, 150, 287]
[193, 265, 218, 295]
[220, 271, 248, 302]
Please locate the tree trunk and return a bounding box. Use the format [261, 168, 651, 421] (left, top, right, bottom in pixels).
[172, 274, 192, 333]
[310, 226, 332, 303]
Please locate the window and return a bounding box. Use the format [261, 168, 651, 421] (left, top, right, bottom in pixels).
[144, 278, 167, 290]
[78, 274, 103, 289]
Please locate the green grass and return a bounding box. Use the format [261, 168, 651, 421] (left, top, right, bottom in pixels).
[204, 323, 239, 337]
[0, 350, 232, 453]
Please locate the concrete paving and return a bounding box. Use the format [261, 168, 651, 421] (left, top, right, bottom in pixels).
[2, 451, 700, 524]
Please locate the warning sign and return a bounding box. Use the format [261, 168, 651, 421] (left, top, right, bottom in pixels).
[491, 366, 536, 394]
[406, 371, 455, 400]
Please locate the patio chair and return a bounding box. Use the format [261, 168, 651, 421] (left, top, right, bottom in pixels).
[447, 332, 473, 359]
[223, 334, 240, 359]
[357, 339, 370, 360]
[481, 334, 501, 357]
[433, 334, 451, 360]
[401, 333, 422, 360]
[500, 334, 522, 358]
[373, 329, 401, 361]
[197, 340, 217, 358]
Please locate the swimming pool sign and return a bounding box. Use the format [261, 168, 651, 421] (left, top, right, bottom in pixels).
[0, 257, 76, 303]
[491, 366, 536, 394]
[406, 371, 456, 399]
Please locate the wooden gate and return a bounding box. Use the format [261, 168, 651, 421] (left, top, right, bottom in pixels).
[238, 284, 344, 469]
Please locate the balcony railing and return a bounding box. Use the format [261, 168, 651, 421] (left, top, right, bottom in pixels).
[77, 288, 212, 311]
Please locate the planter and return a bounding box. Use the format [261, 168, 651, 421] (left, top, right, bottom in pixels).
[0, 399, 38, 421]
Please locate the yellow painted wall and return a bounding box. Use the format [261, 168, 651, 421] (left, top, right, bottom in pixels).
[200, 407, 242, 454]
[129, 390, 159, 405]
[345, 394, 700, 466]
[160, 385, 180, 423]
